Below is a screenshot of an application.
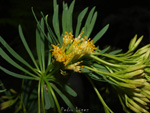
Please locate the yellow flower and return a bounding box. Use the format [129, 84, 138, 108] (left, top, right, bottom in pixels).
[51, 31, 96, 72]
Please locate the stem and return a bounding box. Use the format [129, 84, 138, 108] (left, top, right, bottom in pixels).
[41, 78, 46, 113]
[38, 80, 41, 113]
[44, 77, 62, 113]
[84, 66, 112, 76]
[45, 63, 53, 75]
[93, 53, 137, 64]
[21, 93, 27, 113]
[87, 77, 114, 113]
[92, 53, 124, 62]
[90, 55, 122, 68]
[84, 66, 126, 82]
[21, 80, 27, 113]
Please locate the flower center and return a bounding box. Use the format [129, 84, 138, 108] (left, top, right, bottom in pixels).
[51, 31, 96, 73]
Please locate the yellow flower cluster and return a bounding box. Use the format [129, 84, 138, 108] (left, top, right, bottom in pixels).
[51, 31, 96, 73]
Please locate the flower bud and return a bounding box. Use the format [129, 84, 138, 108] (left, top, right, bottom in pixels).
[128, 79, 146, 87]
[124, 70, 144, 78]
[143, 48, 150, 60]
[144, 68, 150, 73]
[127, 103, 140, 113]
[133, 92, 146, 98]
[139, 97, 150, 103]
[132, 97, 147, 106]
[128, 98, 148, 112]
[128, 34, 137, 50]
[119, 83, 136, 89]
[134, 44, 150, 55]
[125, 65, 146, 73]
[142, 89, 150, 95]
[141, 90, 150, 99]
[132, 35, 143, 51]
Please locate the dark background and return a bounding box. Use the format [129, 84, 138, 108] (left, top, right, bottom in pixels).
[1, 0, 150, 113]
[1, 0, 150, 51]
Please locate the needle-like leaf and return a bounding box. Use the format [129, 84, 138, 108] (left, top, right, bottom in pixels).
[93, 24, 109, 44]
[19, 25, 39, 70]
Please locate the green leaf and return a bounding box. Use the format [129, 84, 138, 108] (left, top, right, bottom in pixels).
[67, 0, 75, 33]
[36, 28, 43, 71]
[36, 18, 45, 72]
[0, 48, 37, 78]
[0, 36, 35, 72]
[62, 0, 75, 34]
[47, 51, 52, 67]
[53, 0, 61, 42]
[0, 66, 34, 80]
[41, 80, 46, 113]
[62, 2, 68, 34]
[81, 7, 96, 36]
[145, 75, 150, 82]
[93, 64, 109, 73]
[51, 83, 75, 111]
[118, 95, 130, 113]
[32, 9, 48, 40]
[82, 67, 91, 73]
[108, 49, 122, 55]
[94, 71, 118, 86]
[44, 79, 61, 113]
[40, 18, 45, 72]
[38, 81, 41, 113]
[0, 99, 18, 110]
[44, 84, 54, 110]
[88, 73, 103, 81]
[95, 46, 100, 52]
[45, 15, 58, 45]
[47, 32, 53, 44]
[50, 80, 77, 97]
[44, 86, 50, 110]
[86, 11, 97, 37]
[100, 46, 110, 54]
[0, 89, 6, 93]
[75, 7, 88, 37]
[22, 80, 38, 113]
[64, 85, 77, 97]
[18, 25, 39, 70]
[93, 24, 109, 44]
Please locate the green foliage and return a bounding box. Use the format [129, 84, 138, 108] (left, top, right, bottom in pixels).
[0, 13, 77, 113]
[93, 24, 109, 44]
[2, 0, 150, 112]
[0, 0, 111, 113]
